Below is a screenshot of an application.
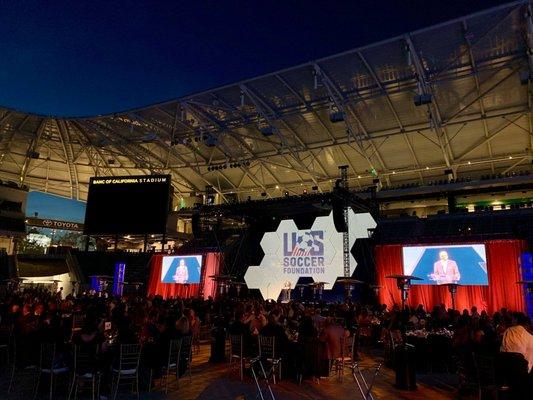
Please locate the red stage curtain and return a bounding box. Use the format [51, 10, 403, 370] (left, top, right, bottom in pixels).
[147, 252, 221, 299]
[375, 240, 526, 313]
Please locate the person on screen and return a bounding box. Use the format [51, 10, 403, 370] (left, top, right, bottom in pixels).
[172, 259, 189, 284]
[432, 250, 461, 284]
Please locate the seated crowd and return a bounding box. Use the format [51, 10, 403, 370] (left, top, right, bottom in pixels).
[0, 286, 532, 397]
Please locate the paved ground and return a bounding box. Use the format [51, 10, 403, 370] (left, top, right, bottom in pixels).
[1, 343, 463, 399]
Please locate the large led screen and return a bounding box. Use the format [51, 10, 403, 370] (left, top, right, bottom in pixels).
[84, 175, 171, 235]
[402, 244, 488, 285]
[161, 255, 203, 284]
[244, 211, 377, 300]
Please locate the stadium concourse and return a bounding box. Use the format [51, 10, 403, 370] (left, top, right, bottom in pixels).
[0, 1, 533, 400]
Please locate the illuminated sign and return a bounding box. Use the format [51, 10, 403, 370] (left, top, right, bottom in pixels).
[26, 217, 84, 231]
[90, 176, 169, 185]
[244, 210, 376, 300]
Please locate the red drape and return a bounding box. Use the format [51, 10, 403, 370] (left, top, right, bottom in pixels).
[147, 252, 221, 299]
[375, 240, 526, 313]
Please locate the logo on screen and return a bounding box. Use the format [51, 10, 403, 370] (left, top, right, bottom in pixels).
[244, 211, 377, 300]
[283, 231, 324, 256]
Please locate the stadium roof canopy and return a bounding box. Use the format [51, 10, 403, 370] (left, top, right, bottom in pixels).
[0, 1, 532, 202]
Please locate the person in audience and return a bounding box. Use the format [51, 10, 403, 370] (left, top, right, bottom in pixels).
[501, 313, 533, 373]
[260, 309, 289, 353]
[176, 315, 191, 337]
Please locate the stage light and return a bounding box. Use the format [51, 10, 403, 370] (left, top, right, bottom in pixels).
[413, 93, 432, 106]
[284, 191, 289, 197]
[357, 175, 361, 179]
[260, 126, 274, 137]
[311, 185, 318, 191]
[329, 110, 344, 123]
[303, 189, 308, 194]
[204, 134, 218, 147]
[261, 192, 267, 197]
[275, 185, 279, 189]
[519, 70, 533, 85]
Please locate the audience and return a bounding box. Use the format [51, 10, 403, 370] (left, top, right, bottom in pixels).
[1, 285, 532, 396]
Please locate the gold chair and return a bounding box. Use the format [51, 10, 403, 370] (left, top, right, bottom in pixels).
[33, 343, 70, 400]
[68, 344, 100, 400]
[258, 335, 282, 384]
[110, 343, 142, 400]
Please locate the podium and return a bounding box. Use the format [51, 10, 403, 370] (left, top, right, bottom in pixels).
[442, 283, 460, 310]
[386, 275, 422, 309]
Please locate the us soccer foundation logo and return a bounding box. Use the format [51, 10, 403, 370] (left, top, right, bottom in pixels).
[282, 231, 325, 274]
[244, 211, 377, 300]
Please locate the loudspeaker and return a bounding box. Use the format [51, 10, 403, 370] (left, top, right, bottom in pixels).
[192, 212, 201, 237]
[447, 195, 457, 213]
[332, 199, 347, 232]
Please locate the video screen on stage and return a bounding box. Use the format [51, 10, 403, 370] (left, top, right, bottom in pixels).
[84, 175, 172, 235]
[402, 244, 488, 285]
[161, 255, 203, 284]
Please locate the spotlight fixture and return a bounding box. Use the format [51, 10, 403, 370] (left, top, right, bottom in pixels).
[311, 185, 318, 191]
[519, 70, 533, 85]
[284, 191, 289, 197]
[329, 110, 344, 123]
[413, 93, 432, 106]
[260, 126, 274, 137]
[204, 134, 218, 147]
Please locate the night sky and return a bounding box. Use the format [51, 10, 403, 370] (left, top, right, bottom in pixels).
[0, 0, 513, 116]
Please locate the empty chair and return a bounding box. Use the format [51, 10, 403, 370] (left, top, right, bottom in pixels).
[258, 335, 282, 384]
[177, 335, 193, 386]
[229, 334, 249, 380]
[68, 344, 100, 400]
[8, 340, 39, 395]
[110, 343, 142, 400]
[161, 339, 180, 393]
[331, 335, 355, 382]
[33, 342, 70, 400]
[472, 353, 510, 400]
[0, 323, 13, 364]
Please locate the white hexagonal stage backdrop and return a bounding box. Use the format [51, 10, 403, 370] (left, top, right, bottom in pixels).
[244, 210, 376, 300]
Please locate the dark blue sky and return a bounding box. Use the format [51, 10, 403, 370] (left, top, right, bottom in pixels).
[0, 0, 511, 117]
[26, 192, 86, 222]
